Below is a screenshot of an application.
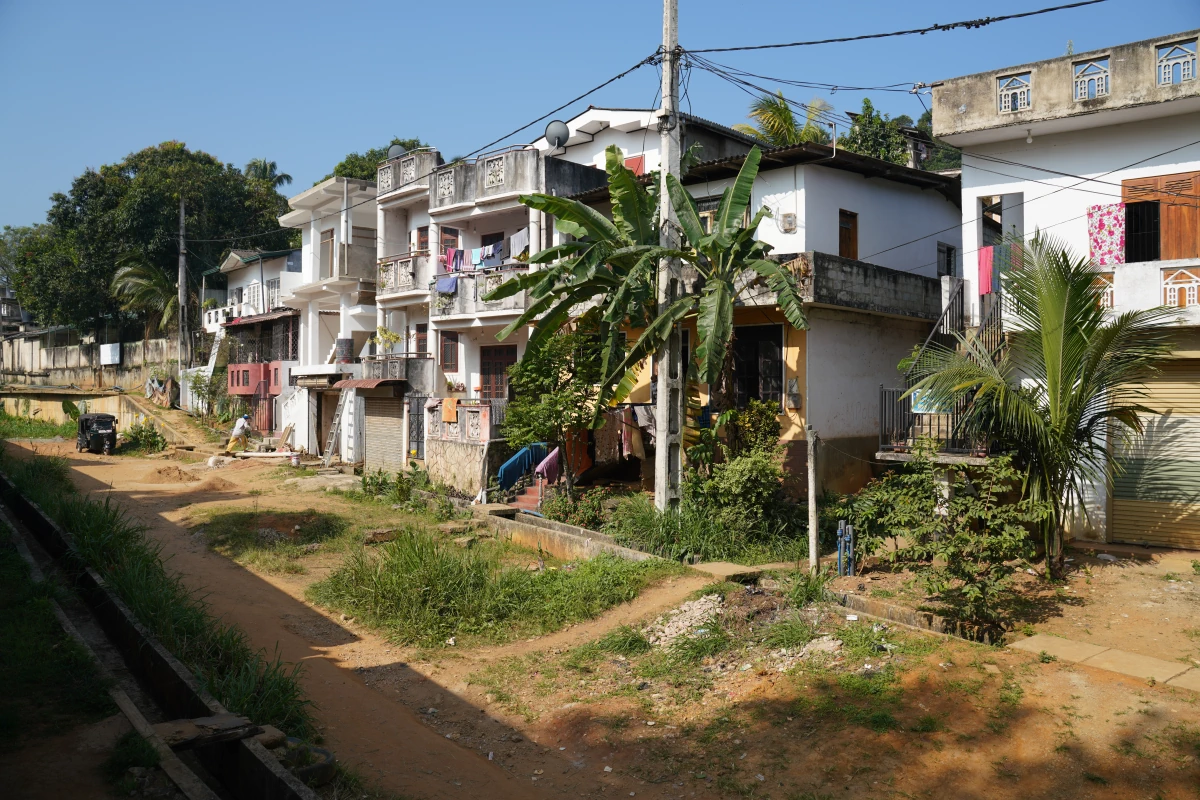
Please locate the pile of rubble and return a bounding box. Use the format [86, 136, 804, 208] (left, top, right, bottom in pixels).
[644, 594, 725, 647]
[769, 635, 843, 672]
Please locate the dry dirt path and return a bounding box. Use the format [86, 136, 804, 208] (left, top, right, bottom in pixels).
[9, 442, 705, 798]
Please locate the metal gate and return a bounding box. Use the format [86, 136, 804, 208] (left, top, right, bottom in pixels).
[407, 394, 428, 460]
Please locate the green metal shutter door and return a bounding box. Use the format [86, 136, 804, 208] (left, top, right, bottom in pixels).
[1111, 360, 1200, 549]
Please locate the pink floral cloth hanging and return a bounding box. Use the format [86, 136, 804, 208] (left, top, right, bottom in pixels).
[1087, 203, 1125, 266]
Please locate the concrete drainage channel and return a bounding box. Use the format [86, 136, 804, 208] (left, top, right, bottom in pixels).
[0, 473, 319, 800]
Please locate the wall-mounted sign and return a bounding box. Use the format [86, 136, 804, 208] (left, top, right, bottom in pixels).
[99, 343, 120, 366]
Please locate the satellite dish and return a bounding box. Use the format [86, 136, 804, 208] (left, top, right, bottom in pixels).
[387, 144, 407, 159]
[544, 120, 570, 149]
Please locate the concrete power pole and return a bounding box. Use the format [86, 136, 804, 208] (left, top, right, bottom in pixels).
[654, 0, 683, 510]
[807, 424, 819, 573]
[177, 197, 188, 368]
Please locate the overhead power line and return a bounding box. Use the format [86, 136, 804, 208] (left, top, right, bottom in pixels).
[688, 0, 1108, 53]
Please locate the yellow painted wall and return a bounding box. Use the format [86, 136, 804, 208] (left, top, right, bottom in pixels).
[621, 307, 807, 442]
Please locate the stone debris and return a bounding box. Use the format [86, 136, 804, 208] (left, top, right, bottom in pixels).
[257, 528, 286, 544]
[453, 535, 477, 549]
[363, 528, 398, 544]
[1097, 553, 1119, 562]
[770, 635, 843, 672]
[644, 594, 724, 647]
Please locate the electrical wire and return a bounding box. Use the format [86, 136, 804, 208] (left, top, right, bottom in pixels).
[688, 0, 1108, 53]
[964, 151, 1200, 204]
[687, 54, 918, 95]
[182, 54, 660, 246]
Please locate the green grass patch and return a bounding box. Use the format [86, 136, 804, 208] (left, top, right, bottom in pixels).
[307, 529, 685, 646]
[1, 452, 314, 739]
[764, 614, 819, 650]
[0, 411, 75, 440]
[200, 508, 352, 575]
[597, 625, 652, 656]
[0, 539, 114, 751]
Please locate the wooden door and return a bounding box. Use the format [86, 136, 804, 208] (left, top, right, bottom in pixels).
[1122, 172, 1200, 261]
[480, 345, 518, 400]
[839, 210, 858, 260]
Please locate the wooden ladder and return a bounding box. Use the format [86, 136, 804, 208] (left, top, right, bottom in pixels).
[321, 389, 350, 467]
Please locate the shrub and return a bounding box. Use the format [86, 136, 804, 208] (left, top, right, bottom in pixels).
[845, 445, 1050, 624]
[123, 421, 167, 453]
[725, 398, 781, 457]
[541, 486, 612, 530]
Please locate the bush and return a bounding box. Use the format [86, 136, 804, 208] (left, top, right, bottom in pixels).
[725, 398, 781, 457]
[123, 421, 167, 453]
[2, 453, 314, 738]
[844, 445, 1050, 624]
[541, 486, 612, 530]
[0, 410, 76, 440]
[307, 530, 682, 646]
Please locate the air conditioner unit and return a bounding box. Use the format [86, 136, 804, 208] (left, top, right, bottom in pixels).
[780, 213, 798, 233]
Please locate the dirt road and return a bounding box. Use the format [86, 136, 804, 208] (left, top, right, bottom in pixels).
[12, 442, 705, 798]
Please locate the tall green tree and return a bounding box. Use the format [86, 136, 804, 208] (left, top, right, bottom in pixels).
[732, 93, 831, 146]
[838, 98, 909, 165]
[908, 234, 1176, 576]
[915, 109, 962, 171]
[320, 136, 428, 183]
[10, 142, 290, 330]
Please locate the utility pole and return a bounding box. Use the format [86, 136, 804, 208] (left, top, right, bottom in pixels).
[807, 424, 819, 573]
[654, 0, 683, 510]
[177, 197, 188, 368]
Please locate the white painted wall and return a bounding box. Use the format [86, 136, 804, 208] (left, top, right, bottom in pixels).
[960, 109, 1200, 321]
[805, 307, 930, 440]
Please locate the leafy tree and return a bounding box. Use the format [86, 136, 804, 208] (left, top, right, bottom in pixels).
[915, 109, 962, 171]
[244, 159, 292, 188]
[10, 142, 290, 330]
[320, 137, 428, 183]
[732, 93, 831, 146]
[502, 318, 603, 498]
[838, 98, 909, 165]
[909, 234, 1176, 576]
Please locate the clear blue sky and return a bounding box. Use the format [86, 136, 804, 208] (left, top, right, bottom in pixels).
[0, 0, 1194, 230]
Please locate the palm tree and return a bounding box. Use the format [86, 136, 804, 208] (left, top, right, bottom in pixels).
[111, 254, 178, 337]
[244, 159, 292, 189]
[733, 93, 832, 147]
[908, 234, 1176, 576]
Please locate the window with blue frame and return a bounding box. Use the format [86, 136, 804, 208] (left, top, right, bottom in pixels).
[997, 73, 1032, 113]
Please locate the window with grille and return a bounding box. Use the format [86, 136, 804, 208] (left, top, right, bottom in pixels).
[1158, 41, 1196, 86]
[1094, 272, 1115, 309]
[1074, 59, 1110, 100]
[732, 324, 784, 411]
[440, 331, 458, 372]
[997, 73, 1032, 113]
[266, 278, 280, 309]
[416, 323, 428, 354]
[1163, 268, 1200, 307]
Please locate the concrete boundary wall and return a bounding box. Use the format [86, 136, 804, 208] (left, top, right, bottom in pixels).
[486, 511, 658, 563]
[0, 473, 316, 800]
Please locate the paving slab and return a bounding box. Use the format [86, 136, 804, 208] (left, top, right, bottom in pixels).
[691, 562, 762, 581]
[1081, 649, 1190, 683]
[1008, 633, 1110, 663]
[1166, 669, 1200, 691]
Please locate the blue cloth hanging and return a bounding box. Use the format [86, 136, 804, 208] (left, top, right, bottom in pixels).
[436, 275, 458, 294]
[496, 442, 548, 491]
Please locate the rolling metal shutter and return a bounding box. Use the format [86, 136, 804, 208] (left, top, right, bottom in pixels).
[363, 397, 405, 473]
[1111, 360, 1200, 549]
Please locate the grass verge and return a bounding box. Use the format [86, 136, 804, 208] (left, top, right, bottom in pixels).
[0, 538, 114, 751]
[307, 527, 686, 646]
[1, 452, 315, 739]
[0, 411, 75, 440]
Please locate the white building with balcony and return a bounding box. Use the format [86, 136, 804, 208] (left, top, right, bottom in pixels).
[931, 29, 1200, 548]
[275, 176, 379, 461]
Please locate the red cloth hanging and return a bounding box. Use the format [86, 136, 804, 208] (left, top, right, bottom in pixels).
[978, 247, 995, 295]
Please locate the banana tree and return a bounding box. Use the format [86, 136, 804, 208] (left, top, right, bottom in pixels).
[603, 146, 809, 411]
[482, 145, 670, 410]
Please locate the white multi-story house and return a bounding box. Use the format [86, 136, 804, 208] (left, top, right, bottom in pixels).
[275, 176, 379, 460]
[372, 108, 966, 497]
[929, 29, 1200, 547]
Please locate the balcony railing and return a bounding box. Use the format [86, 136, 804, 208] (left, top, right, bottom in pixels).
[376, 149, 439, 196]
[430, 265, 529, 319]
[378, 252, 432, 296]
[363, 353, 435, 394]
[429, 147, 540, 210]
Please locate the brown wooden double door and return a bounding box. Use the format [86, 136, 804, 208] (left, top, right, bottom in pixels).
[480, 345, 518, 400]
